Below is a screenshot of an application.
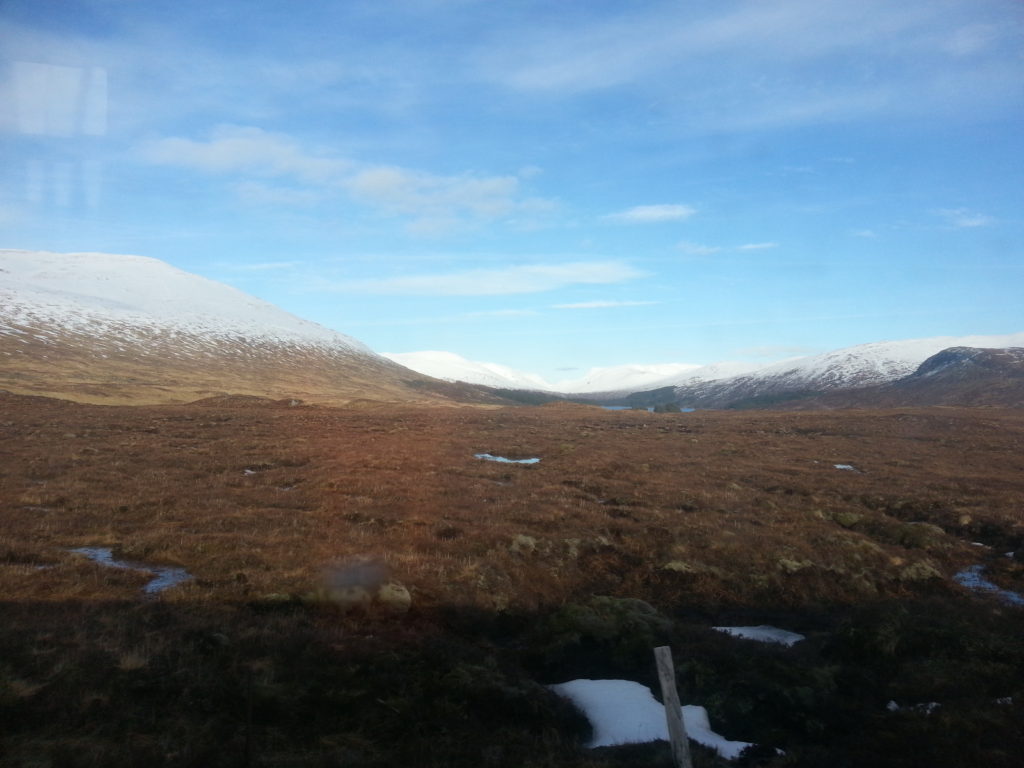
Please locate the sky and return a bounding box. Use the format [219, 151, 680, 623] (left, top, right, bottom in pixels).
[2, 0, 1023, 381]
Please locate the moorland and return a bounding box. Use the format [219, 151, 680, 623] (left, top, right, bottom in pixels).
[2, 393, 1023, 767]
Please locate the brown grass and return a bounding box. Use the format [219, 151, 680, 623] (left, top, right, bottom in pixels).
[3, 395, 1022, 611]
[3, 394, 1024, 766]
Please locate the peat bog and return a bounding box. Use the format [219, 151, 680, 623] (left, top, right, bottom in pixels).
[2, 393, 1023, 767]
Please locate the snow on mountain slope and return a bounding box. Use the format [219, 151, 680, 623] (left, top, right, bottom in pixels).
[657, 333, 1024, 409]
[549, 363, 702, 394]
[381, 353, 717, 394]
[381, 350, 553, 391]
[748, 335, 1024, 390]
[0, 249, 370, 352]
[0, 249, 454, 405]
[381, 334, 1024, 403]
[635, 361, 770, 390]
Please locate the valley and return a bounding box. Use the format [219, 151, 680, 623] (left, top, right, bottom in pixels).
[2, 393, 1023, 766]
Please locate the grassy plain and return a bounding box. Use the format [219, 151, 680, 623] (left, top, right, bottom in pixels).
[2, 394, 1023, 766]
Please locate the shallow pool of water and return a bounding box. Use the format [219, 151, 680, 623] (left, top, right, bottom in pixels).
[70, 547, 192, 596]
[954, 564, 1024, 606]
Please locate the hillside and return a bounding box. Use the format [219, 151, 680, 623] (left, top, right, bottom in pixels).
[621, 335, 1024, 410]
[769, 347, 1024, 410]
[0, 249, 489, 406]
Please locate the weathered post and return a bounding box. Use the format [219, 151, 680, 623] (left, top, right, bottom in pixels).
[654, 645, 693, 768]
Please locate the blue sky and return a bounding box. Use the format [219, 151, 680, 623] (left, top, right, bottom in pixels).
[2, 0, 1023, 379]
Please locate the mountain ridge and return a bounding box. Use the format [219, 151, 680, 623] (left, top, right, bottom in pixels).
[387, 334, 1024, 404]
[0, 249, 488, 406]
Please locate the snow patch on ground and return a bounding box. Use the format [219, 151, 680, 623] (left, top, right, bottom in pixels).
[549, 679, 754, 760]
[474, 453, 540, 464]
[712, 625, 805, 646]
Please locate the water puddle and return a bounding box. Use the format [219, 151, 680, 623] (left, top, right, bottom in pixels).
[70, 547, 192, 596]
[833, 464, 861, 473]
[474, 453, 540, 465]
[954, 565, 1024, 606]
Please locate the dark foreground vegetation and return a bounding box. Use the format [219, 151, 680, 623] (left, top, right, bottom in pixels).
[2, 394, 1023, 767]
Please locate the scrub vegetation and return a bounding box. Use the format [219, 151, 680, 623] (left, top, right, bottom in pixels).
[2, 393, 1023, 767]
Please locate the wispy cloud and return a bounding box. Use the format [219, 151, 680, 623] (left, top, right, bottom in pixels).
[936, 208, 995, 228]
[679, 241, 779, 255]
[605, 204, 696, 223]
[315, 260, 645, 296]
[139, 125, 553, 233]
[140, 125, 350, 183]
[677, 241, 723, 256]
[552, 300, 658, 309]
[477, 0, 1023, 131]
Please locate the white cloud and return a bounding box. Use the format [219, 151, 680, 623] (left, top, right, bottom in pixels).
[347, 166, 520, 218]
[552, 300, 657, 309]
[679, 240, 783, 255]
[141, 125, 350, 183]
[677, 241, 723, 256]
[139, 125, 552, 231]
[936, 208, 995, 228]
[606, 204, 696, 223]
[318, 260, 645, 296]
[476, 0, 1024, 130]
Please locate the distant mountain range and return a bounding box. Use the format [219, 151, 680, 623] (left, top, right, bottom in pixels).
[0, 249, 492, 406]
[388, 334, 1024, 408]
[615, 335, 1024, 410]
[3, 248, 1021, 409]
[754, 346, 1024, 410]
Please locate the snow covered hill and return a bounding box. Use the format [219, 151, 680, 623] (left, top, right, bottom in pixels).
[383, 334, 1024, 406]
[380, 352, 721, 395]
[382, 351, 553, 391]
[0, 249, 445, 405]
[638, 334, 1024, 409]
[0, 249, 371, 352]
[549, 363, 707, 394]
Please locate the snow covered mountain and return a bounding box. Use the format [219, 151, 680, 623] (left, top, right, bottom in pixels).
[383, 334, 1024, 407]
[0, 249, 449, 405]
[381, 351, 553, 391]
[572, 360, 769, 399]
[549, 363, 707, 394]
[379, 353, 721, 394]
[628, 334, 1024, 409]
[784, 346, 1024, 409]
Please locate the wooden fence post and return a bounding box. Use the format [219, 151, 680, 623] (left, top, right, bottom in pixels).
[654, 645, 693, 768]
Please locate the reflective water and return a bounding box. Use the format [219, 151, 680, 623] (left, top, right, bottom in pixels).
[954, 564, 1024, 606]
[70, 547, 192, 595]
